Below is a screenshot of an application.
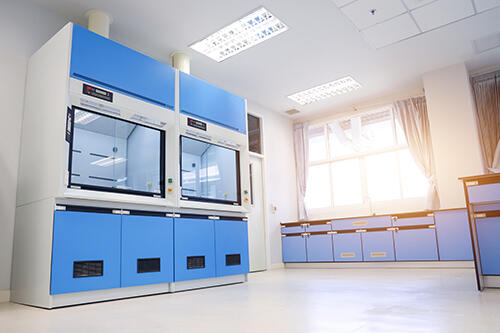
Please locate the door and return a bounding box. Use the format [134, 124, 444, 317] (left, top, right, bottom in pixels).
[121, 215, 174, 287]
[214, 220, 250, 276]
[282, 235, 307, 262]
[51, 211, 121, 295]
[394, 228, 439, 261]
[333, 233, 363, 262]
[247, 155, 267, 271]
[361, 231, 395, 262]
[307, 234, 334, 262]
[174, 218, 216, 282]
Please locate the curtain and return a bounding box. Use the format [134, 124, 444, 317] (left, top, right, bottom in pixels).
[394, 96, 440, 210]
[471, 71, 500, 172]
[293, 122, 309, 220]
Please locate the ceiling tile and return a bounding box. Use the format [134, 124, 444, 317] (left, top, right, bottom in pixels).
[331, 0, 355, 7]
[474, 0, 500, 12]
[402, 0, 437, 10]
[341, 0, 407, 30]
[362, 13, 420, 48]
[411, 0, 475, 32]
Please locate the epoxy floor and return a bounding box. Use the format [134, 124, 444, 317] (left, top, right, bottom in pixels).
[1, 268, 500, 333]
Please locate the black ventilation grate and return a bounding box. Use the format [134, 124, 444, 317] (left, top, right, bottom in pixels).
[137, 258, 161, 273]
[73, 260, 103, 278]
[226, 254, 241, 266]
[187, 256, 205, 270]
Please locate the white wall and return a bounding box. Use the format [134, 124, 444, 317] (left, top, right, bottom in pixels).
[247, 102, 298, 266]
[0, 0, 67, 296]
[423, 63, 484, 209]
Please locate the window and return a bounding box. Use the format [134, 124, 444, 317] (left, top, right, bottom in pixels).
[247, 114, 262, 154]
[69, 107, 165, 197]
[305, 108, 428, 210]
[180, 136, 240, 205]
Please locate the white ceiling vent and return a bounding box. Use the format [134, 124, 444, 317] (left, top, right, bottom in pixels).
[285, 109, 301, 116]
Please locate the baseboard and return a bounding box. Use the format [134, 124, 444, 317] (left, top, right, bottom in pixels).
[484, 276, 500, 288]
[0, 290, 10, 303]
[284, 261, 475, 269]
[270, 263, 285, 270]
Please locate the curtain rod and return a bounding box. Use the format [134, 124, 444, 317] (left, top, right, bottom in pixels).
[350, 93, 425, 113]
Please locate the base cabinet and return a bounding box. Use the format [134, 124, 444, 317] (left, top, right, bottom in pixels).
[307, 234, 334, 262]
[174, 218, 216, 281]
[282, 235, 307, 262]
[51, 211, 122, 295]
[121, 215, 174, 287]
[215, 220, 250, 277]
[434, 210, 473, 261]
[476, 217, 500, 275]
[394, 229, 439, 261]
[361, 231, 395, 262]
[333, 233, 363, 262]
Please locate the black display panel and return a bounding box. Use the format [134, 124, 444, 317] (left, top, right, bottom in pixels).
[83, 83, 113, 102]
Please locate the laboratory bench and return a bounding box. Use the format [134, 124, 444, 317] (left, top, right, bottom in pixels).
[461, 173, 500, 290]
[281, 208, 473, 264]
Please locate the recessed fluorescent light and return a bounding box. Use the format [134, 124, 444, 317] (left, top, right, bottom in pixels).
[189, 7, 288, 62]
[91, 157, 127, 167]
[288, 76, 362, 105]
[74, 110, 100, 125]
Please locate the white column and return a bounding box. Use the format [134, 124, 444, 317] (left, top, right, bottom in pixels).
[85, 9, 112, 38]
[423, 63, 484, 208]
[171, 52, 190, 74]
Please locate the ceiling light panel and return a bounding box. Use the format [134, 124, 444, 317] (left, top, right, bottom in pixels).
[288, 77, 362, 105]
[190, 7, 288, 62]
[341, 0, 407, 30]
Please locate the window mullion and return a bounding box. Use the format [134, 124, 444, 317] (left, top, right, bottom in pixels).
[359, 156, 369, 211]
[396, 150, 404, 200]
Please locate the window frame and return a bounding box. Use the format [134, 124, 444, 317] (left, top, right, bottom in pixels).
[305, 106, 427, 216]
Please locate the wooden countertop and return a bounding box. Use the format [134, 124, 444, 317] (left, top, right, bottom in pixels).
[281, 207, 466, 226]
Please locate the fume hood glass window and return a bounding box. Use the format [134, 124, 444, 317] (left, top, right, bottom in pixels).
[181, 136, 240, 204]
[69, 107, 165, 197]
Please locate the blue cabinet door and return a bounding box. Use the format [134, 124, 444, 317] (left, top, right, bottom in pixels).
[434, 210, 473, 261]
[174, 218, 216, 281]
[467, 183, 500, 204]
[476, 217, 500, 275]
[281, 225, 305, 234]
[394, 216, 434, 227]
[179, 72, 246, 134]
[394, 229, 438, 261]
[214, 220, 249, 277]
[282, 235, 306, 262]
[333, 216, 391, 231]
[361, 231, 395, 262]
[307, 234, 334, 262]
[333, 233, 363, 262]
[71, 24, 175, 109]
[121, 215, 174, 287]
[51, 211, 121, 295]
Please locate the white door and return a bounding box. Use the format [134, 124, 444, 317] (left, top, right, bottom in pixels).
[247, 155, 267, 272]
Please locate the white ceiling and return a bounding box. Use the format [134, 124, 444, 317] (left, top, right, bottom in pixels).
[30, 0, 500, 119]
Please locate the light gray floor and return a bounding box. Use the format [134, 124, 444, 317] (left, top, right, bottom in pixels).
[1, 268, 500, 332]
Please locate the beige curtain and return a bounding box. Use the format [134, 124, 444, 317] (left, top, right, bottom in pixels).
[394, 96, 440, 210]
[293, 122, 309, 220]
[471, 70, 500, 172]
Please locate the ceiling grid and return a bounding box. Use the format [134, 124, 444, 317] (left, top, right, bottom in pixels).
[333, 0, 500, 49]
